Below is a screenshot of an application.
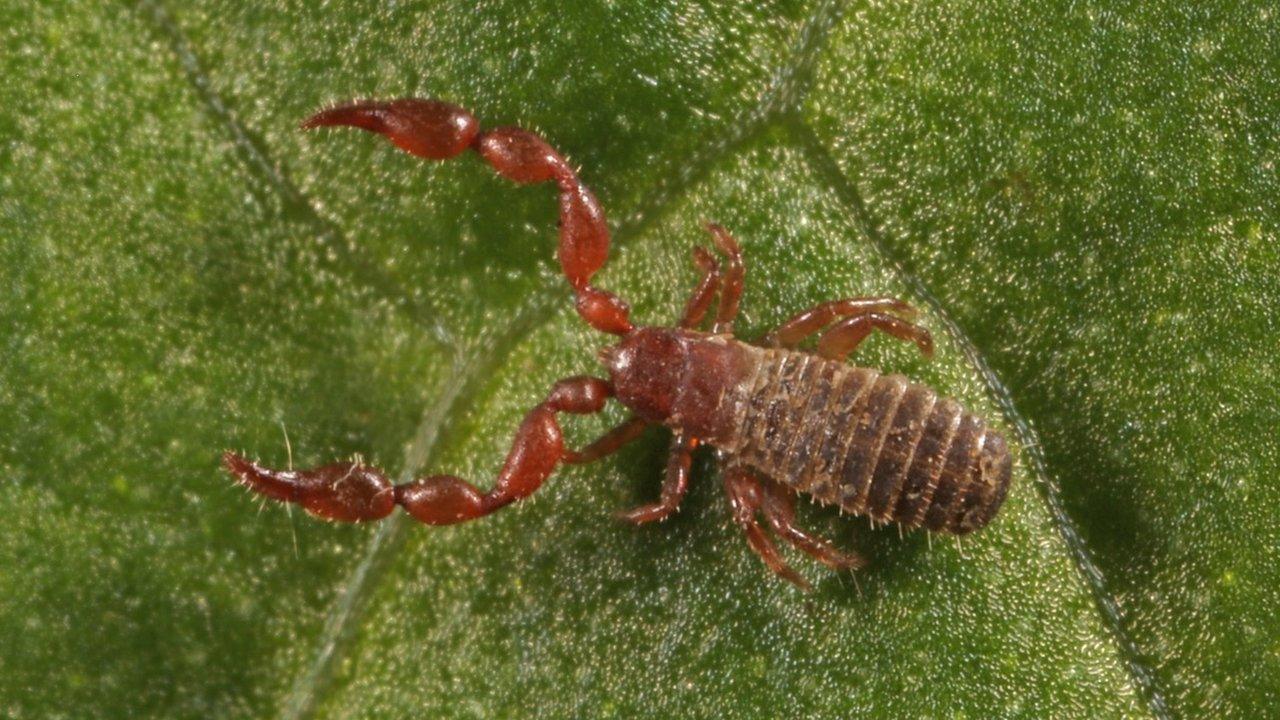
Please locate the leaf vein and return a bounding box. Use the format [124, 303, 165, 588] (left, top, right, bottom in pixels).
[137, 0, 859, 715]
[787, 117, 1171, 720]
[135, 0, 448, 336]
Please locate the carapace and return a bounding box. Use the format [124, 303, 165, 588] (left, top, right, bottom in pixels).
[224, 98, 1013, 588]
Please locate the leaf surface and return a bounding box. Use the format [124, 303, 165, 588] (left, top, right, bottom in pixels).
[2, 1, 1273, 717]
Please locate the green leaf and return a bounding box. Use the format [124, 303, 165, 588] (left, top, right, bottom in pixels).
[1, 1, 1273, 718]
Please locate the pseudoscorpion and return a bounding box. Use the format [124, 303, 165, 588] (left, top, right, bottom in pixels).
[224, 98, 1012, 588]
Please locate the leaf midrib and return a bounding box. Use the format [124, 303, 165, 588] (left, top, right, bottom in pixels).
[135, 0, 1168, 717]
[788, 119, 1172, 719]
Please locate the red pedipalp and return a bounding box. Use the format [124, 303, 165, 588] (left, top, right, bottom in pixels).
[302, 99, 478, 160]
[302, 98, 631, 336]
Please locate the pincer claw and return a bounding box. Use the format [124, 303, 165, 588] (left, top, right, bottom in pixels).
[222, 451, 396, 522]
[301, 98, 479, 160]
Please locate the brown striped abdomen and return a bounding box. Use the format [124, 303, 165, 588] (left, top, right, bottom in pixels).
[724, 347, 1012, 535]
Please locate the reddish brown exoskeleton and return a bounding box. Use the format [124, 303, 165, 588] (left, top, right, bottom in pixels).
[224, 98, 1012, 588]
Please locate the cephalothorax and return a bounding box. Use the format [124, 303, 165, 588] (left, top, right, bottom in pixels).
[225, 98, 1012, 588]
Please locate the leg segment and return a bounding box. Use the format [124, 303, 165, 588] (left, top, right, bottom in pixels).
[616, 432, 698, 524]
[762, 297, 918, 348]
[817, 312, 934, 361]
[564, 415, 649, 465]
[304, 99, 632, 336]
[723, 465, 809, 589]
[225, 376, 613, 526]
[679, 246, 721, 329]
[758, 479, 866, 571]
[704, 223, 744, 333]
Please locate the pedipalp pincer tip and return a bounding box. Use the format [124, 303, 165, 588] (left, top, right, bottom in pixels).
[300, 98, 479, 160]
[222, 450, 250, 475]
[299, 102, 375, 131]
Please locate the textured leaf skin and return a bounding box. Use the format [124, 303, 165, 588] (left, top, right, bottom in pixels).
[0, 1, 1272, 718]
[804, 2, 1280, 715]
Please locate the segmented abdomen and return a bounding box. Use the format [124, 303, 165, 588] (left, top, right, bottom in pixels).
[727, 348, 1012, 534]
